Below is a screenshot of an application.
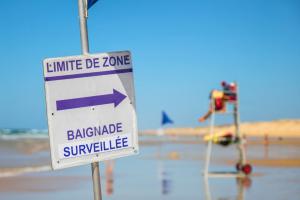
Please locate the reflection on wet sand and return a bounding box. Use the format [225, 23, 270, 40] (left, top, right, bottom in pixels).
[105, 160, 114, 196]
[264, 134, 269, 159]
[158, 161, 172, 195]
[204, 176, 252, 200]
[157, 143, 172, 195]
[236, 177, 252, 200]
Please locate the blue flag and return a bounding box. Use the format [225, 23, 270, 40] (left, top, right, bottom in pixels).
[161, 111, 173, 126]
[87, 0, 98, 9]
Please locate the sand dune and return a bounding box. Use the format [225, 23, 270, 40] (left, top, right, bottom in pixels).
[141, 119, 300, 138]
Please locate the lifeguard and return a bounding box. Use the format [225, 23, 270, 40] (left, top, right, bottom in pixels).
[198, 82, 237, 122]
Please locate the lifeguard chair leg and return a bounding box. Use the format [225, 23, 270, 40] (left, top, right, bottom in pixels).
[234, 104, 246, 166]
[234, 85, 252, 175]
[204, 100, 215, 176]
[203, 175, 212, 200]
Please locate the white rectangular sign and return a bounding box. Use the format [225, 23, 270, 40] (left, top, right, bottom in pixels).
[43, 51, 138, 170]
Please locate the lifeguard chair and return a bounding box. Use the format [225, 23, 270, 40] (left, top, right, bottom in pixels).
[201, 81, 252, 177]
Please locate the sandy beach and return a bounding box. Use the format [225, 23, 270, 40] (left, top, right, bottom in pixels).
[141, 119, 300, 138]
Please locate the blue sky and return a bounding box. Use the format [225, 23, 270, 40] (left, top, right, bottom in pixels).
[0, 0, 299, 130]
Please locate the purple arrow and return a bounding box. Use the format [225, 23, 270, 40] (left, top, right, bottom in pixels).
[56, 89, 126, 111]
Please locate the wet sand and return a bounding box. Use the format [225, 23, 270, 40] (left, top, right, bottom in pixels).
[0, 175, 89, 192]
[0, 135, 300, 199]
[240, 159, 300, 167]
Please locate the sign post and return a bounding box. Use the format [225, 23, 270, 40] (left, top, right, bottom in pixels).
[43, 1, 138, 200]
[79, 0, 102, 199]
[78, 1, 102, 199]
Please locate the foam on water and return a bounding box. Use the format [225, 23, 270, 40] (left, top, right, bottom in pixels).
[0, 129, 51, 178]
[0, 165, 51, 177]
[0, 128, 48, 140]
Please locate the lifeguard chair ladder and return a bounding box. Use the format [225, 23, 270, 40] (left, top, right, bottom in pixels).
[203, 82, 252, 177]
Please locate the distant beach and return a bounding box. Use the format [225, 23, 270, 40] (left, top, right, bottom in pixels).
[141, 119, 300, 138]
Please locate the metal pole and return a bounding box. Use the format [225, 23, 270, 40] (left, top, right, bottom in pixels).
[91, 162, 102, 200]
[204, 99, 215, 176]
[203, 176, 212, 200]
[78, 0, 102, 200]
[234, 82, 246, 165]
[78, 0, 89, 55]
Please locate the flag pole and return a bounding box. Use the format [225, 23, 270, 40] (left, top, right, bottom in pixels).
[78, 0, 102, 200]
